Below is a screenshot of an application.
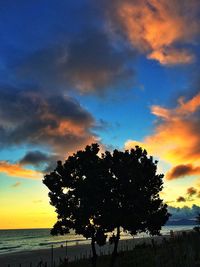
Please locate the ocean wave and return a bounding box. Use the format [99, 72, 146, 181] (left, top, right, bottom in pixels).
[1, 235, 46, 242]
[39, 238, 88, 246]
[0, 245, 21, 250]
[22, 236, 41, 239]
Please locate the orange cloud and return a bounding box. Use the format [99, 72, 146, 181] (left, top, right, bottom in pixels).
[125, 92, 200, 179]
[0, 161, 42, 179]
[151, 93, 200, 119]
[44, 119, 88, 138]
[112, 0, 199, 65]
[42, 119, 97, 155]
[148, 48, 194, 65]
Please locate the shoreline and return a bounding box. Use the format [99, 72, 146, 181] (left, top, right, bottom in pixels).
[0, 225, 194, 256]
[0, 229, 193, 267]
[0, 235, 170, 267]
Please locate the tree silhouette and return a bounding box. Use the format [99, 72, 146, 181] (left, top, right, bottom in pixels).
[196, 213, 200, 225]
[102, 146, 170, 267]
[43, 144, 109, 267]
[194, 213, 200, 232]
[43, 144, 170, 267]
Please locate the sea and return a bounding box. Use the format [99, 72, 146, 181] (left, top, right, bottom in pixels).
[0, 225, 196, 255]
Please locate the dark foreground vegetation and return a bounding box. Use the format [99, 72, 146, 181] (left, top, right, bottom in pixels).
[60, 231, 200, 267]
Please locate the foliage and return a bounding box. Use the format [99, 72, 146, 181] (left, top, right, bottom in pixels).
[101, 146, 170, 267]
[194, 213, 200, 233]
[102, 146, 169, 235]
[196, 213, 200, 225]
[43, 144, 109, 267]
[43, 143, 170, 267]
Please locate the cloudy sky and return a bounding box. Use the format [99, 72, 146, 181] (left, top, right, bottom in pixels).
[1, 0, 200, 229]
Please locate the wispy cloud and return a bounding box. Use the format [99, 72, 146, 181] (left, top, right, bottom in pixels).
[11, 182, 21, 188]
[0, 161, 41, 179]
[107, 0, 200, 65]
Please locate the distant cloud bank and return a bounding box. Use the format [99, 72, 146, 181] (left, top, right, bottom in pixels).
[168, 205, 200, 221]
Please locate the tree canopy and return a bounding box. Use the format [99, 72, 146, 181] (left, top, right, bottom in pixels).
[43, 143, 170, 267]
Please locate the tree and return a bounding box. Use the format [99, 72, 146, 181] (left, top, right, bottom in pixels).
[194, 213, 200, 233]
[43, 144, 170, 267]
[196, 213, 200, 225]
[43, 144, 109, 267]
[101, 146, 170, 267]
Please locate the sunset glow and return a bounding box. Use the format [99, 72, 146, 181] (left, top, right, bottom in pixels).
[1, 0, 200, 229]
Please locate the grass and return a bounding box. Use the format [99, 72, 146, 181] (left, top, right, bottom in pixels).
[59, 231, 200, 267]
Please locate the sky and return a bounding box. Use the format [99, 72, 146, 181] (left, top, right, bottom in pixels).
[1, 0, 200, 229]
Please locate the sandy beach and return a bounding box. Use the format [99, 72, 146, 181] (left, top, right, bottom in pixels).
[0, 235, 168, 267]
[0, 242, 91, 267]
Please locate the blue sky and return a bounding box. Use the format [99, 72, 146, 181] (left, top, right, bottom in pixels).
[1, 0, 200, 228]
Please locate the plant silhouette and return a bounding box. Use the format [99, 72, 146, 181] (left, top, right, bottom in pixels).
[43, 144, 109, 267]
[102, 146, 170, 267]
[196, 213, 200, 225]
[43, 144, 170, 267]
[194, 213, 200, 232]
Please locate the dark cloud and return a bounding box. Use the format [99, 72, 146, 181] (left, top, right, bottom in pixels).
[63, 30, 135, 92]
[19, 150, 60, 173]
[187, 187, 197, 197]
[17, 29, 135, 94]
[0, 1, 138, 164]
[175, 187, 200, 204]
[0, 88, 93, 124]
[167, 164, 200, 179]
[177, 196, 186, 202]
[0, 87, 96, 154]
[19, 151, 51, 165]
[176, 187, 199, 203]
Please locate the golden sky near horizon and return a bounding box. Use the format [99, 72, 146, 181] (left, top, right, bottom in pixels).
[1, 0, 200, 229]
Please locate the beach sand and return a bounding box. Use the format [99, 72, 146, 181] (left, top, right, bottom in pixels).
[0, 242, 92, 267]
[0, 235, 168, 267]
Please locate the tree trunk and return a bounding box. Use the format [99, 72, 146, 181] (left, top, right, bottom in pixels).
[110, 226, 120, 267]
[91, 235, 97, 267]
